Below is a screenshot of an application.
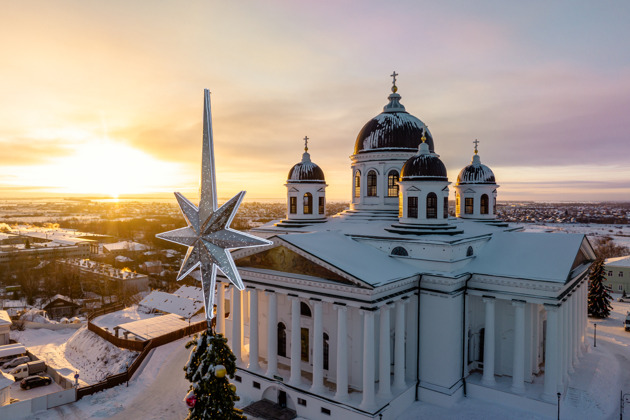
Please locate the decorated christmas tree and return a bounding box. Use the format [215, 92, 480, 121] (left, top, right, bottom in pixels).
[588, 258, 612, 318]
[183, 328, 245, 420]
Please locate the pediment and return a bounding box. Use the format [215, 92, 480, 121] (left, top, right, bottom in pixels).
[317, 187, 325, 192]
[289, 187, 299, 193]
[407, 185, 421, 192]
[235, 245, 356, 285]
[463, 188, 476, 194]
[442, 186, 449, 191]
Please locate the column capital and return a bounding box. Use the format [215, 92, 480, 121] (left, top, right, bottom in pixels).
[334, 304, 348, 313]
[511, 299, 526, 308]
[265, 289, 276, 296]
[482, 296, 496, 304]
[544, 303, 559, 312]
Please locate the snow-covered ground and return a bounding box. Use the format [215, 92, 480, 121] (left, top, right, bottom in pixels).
[12, 297, 630, 419]
[520, 223, 630, 249]
[92, 304, 159, 331]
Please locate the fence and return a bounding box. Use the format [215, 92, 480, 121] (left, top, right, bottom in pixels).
[87, 322, 147, 352]
[77, 319, 207, 399]
[87, 303, 126, 321]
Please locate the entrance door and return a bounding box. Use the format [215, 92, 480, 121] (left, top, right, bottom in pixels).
[278, 390, 287, 408]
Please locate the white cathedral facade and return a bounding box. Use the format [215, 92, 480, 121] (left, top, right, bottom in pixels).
[215, 79, 595, 419]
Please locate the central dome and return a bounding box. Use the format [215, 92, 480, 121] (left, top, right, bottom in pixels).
[353, 90, 434, 155]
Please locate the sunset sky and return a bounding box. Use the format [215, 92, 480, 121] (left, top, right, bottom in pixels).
[1, 1, 629, 202]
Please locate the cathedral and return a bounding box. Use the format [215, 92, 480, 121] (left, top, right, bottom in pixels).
[215, 76, 595, 419]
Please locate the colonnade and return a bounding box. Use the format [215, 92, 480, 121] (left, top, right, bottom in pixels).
[478, 279, 588, 401]
[215, 284, 412, 407]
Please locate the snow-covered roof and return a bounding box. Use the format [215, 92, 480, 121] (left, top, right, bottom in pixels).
[173, 285, 203, 300]
[0, 310, 11, 326]
[466, 232, 588, 283]
[115, 255, 133, 262]
[104, 241, 149, 252]
[278, 231, 419, 287]
[0, 370, 13, 391]
[117, 313, 190, 340]
[139, 290, 203, 318]
[605, 255, 630, 268]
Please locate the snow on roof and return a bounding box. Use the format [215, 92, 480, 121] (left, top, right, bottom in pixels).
[466, 232, 588, 283]
[115, 255, 133, 262]
[173, 285, 203, 301]
[104, 241, 149, 252]
[139, 291, 203, 318]
[605, 255, 630, 268]
[49, 294, 73, 303]
[0, 370, 13, 391]
[117, 313, 190, 340]
[278, 231, 419, 287]
[0, 310, 11, 326]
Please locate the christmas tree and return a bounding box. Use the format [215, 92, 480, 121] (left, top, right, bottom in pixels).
[588, 258, 612, 318]
[184, 328, 245, 420]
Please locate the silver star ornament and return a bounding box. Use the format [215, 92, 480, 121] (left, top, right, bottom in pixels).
[157, 89, 271, 323]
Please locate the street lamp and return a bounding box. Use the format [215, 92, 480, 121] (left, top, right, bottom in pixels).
[594, 323, 597, 347]
[557, 392, 561, 420]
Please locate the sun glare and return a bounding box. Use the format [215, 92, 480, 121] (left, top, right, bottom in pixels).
[13, 134, 191, 196]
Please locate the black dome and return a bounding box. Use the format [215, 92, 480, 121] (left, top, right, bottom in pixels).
[287, 152, 325, 183]
[353, 92, 434, 154]
[401, 143, 448, 181]
[456, 154, 495, 185]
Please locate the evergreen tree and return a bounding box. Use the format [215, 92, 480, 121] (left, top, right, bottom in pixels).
[184, 328, 245, 420]
[588, 258, 613, 318]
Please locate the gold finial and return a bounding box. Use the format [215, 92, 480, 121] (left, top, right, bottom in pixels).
[391, 71, 398, 93]
[473, 139, 479, 155]
[303, 135, 309, 152]
[421, 127, 427, 143]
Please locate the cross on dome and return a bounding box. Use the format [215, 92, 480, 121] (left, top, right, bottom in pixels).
[304, 136, 309, 152]
[473, 139, 480, 155]
[391, 71, 398, 93]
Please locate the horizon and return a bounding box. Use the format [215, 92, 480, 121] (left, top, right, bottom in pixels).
[1, 2, 630, 202]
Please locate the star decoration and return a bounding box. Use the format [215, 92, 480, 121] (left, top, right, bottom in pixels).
[157, 89, 271, 323]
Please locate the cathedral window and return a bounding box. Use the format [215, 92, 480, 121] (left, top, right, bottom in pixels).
[290, 197, 297, 214]
[465, 197, 474, 214]
[426, 193, 437, 219]
[301, 328, 309, 362]
[367, 170, 377, 196]
[408, 196, 418, 218]
[620, 272, 624, 277]
[387, 170, 399, 197]
[319, 196, 325, 215]
[354, 171, 361, 197]
[323, 332, 330, 370]
[443, 196, 449, 218]
[277, 323, 287, 357]
[391, 246, 408, 256]
[480, 194, 489, 214]
[303, 193, 313, 214]
[300, 302, 312, 317]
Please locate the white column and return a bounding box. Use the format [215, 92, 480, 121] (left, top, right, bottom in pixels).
[266, 291, 278, 377]
[360, 310, 377, 411]
[216, 284, 225, 335]
[377, 304, 392, 398]
[311, 300, 324, 394]
[405, 294, 418, 382]
[248, 288, 260, 372]
[334, 305, 349, 401]
[557, 302, 565, 388]
[481, 297, 496, 386]
[231, 286, 242, 363]
[542, 305, 559, 401]
[393, 299, 407, 390]
[511, 300, 526, 394]
[288, 296, 302, 386]
[570, 293, 578, 369]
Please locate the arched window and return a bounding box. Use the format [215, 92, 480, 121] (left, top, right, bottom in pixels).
[367, 170, 377, 197]
[354, 171, 361, 197]
[408, 196, 418, 218]
[300, 302, 312, 317]
[303, 193, 313, 214]
[465, 197, 474, 214]
[426, 193, 437, 219]
[443, 196, 449, 218]
[466, 246, 474, 257]
[391, 246, 408, 256]
[387, 170, 399, 197]
[277, 322, 287, 357]
[323, 332, 330, 370]
[480, 194, 489, 214]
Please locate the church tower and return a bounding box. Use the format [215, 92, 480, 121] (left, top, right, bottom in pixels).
[275, 137, 327, 228]
[454, 141, 499, 219]
[348, 73, 432, 218]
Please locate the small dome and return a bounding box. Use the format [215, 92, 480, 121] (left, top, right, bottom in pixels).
[401, 141, 448, 181]
[287, 151, 325, 183]
[354, 89, 434, 155]
[457, 153, 496, 185]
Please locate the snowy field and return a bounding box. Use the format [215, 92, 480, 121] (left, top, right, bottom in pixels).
[13, 297, 630, 420]
[519, 223, 630, 249]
